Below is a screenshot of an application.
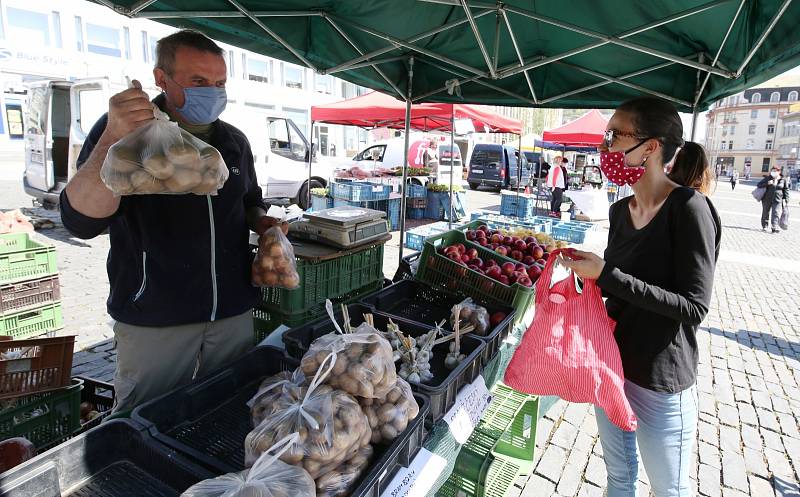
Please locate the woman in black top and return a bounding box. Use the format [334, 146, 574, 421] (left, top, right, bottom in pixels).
[758, 167, 790, 233]
[561, 97, 721, 497]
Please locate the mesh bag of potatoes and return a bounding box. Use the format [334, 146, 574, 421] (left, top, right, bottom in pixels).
[359, 377, 420, 444]
[315, 445, 374, 497]
[245, 353, 371, 478]
[181, 434, 315, 497]
[251, 225, 300, 289]
[101, 108, 229, 196]
[300, 323, 397, 399]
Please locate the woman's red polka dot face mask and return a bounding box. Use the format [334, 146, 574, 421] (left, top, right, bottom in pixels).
[599, 137, 651, 186]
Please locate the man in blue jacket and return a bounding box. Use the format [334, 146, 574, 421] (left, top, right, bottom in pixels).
[61, 30, 281, 413]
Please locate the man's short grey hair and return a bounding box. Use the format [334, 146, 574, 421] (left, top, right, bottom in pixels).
[156, 29, 224, 74]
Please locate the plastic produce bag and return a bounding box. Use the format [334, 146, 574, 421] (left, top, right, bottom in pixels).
[449, 298, 490, 336]
[359, 377, 419, 444]
[315, 445, 374, 497]
[245, 353, 371, 477]
[300, 322, 397, 399]
[252, 206, 300, 289]
[181, 434, 316, 497]
[247, 370, 304, 427]
[101, 106, 228, 196]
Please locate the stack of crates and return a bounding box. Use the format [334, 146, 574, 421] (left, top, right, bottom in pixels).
[0, 233, 62, 339]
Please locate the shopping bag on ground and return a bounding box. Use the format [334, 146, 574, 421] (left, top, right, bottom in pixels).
[504, 249, 637, 431]
[780, 202, 790, 230]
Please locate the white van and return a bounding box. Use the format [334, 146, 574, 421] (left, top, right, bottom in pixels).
[23, 78, 328, 209]
[346, 135, 464, 185]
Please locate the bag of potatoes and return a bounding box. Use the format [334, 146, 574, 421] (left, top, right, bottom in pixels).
[181, 434, 315, 497]
[101, 106, 228, 196]
[251, 225, 299, 289]
[300, 322, 397, 400]
[315, 445, 373, 497]
[359, 377, 419, 444]
[245, 353, 371, 478]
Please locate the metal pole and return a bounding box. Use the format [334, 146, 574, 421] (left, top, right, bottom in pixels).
[399, 57, 415, 261]
[448, 108, 455, 229]
[691, 109, 699, 141]
[516, 131, 523, 216]
[308, 120, 314, 209]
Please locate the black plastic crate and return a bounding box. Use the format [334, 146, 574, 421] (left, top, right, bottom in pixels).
[0, 419, 214, 496]
[360, 280, 515, 364]
[74, 376, 115, 434]
[393, 252, 420, 283]
[132, 346, 430, 497]
[282, 304, 486, 424]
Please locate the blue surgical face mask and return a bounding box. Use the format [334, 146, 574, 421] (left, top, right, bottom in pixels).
[168, 76, 227, 125]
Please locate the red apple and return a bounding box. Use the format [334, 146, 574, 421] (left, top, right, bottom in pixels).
[502, 236, 513, 246]
[501, 262, 516, 276]
[490, 312, 507, 327]
[478, 224, 489, 233]
[498, 274, 510, 285]
[486, 259, 498, 268]
[491, 234, 503, 244]
[522, 256, 536, 265]
[517, 276, 533, 287]
[456, 243, 466, 254]
[495, 246, 508, 256]
[515, 263, 526, 271]
[486, 266, 502, 279]
[444, 245, 459, 256]
[536, 258, 546, 265]
[514, 240, 527, 251]
[466, 248, 479, 260]
[511, 250, 523, 261]
[469, 258, 484, 268]
[524, 236, 535, 244]
[541, 252, 550, 260]
[461, 254, 471, 263]
[532, 246, 544, 260]
[507, 272, 518, 285]
[476, 230, 487, 239]
[527, 265, 542, 280]
[478, 238, 488, 247]
[466, 230, 476, 241]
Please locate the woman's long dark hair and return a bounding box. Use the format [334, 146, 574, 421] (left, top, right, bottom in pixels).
[617, 97, 714, 194]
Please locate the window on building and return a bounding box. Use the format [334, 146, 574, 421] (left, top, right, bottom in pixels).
[7, 7, 51, 46]
[86, 23, 121, 57]
[766, 140, 773, 150]
[749, 124, 756, 135]
[752, 93, 762, 103]
[247, 58, 271, 83]
[770, 91, 780, 102]
[141, 31, 149, 62]
[729, 141, 734, 150]
[762, 157, 771, 171]
[149, 35, 157, 63]
[51, 12, 62, 48]
[751, 109, 758, 118]
[241, 53, 247, 80]
[75, 16, 84, 51]
[123, 27, 131, 59]
[283, 64, 304, 89]
[789, 91, 799, 102]
[770, 108, 777, 119]
[227, 50, 235, 77]
[315, 74, 334, 94]
[746, 139, 753, 150]
[730, 125, 735, 134]
[0, 7, 5, 39]
[768, 124, 775, 134]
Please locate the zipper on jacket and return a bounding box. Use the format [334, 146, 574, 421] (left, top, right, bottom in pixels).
[207, 196, 218, 321]
[134, 251, 147, 301]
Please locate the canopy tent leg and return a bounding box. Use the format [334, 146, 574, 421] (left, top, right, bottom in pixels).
[516, 131, 523, 216]
[690, 109, 699, 141]
[448, 108, 455, 229]
[305, 120, 315, 209]
[399, 57, 415, 261]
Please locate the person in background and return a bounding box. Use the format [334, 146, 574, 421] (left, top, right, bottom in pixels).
[546, 156, 569, 216]
[758, 167, 790, 233]
[560, 96, 721, 497]
[60, 30, 284, 414]
[744, 163, 751, 180]
[730, 169, 739, 190]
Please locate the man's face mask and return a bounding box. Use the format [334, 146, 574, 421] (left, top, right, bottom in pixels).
[167, 75, 227, 125]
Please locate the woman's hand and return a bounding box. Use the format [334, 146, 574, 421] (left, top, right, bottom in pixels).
[558, 249, 606, 280]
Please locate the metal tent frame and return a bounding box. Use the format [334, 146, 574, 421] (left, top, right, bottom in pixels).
[95, 0, 795, 254]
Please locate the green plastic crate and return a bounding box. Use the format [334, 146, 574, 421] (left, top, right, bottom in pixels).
[0, 233, 58, 285]
[259, 241, 385, 315]
[415, 230, 534, 324]
[0, 378, 82, 450]
[253, 279, 384, 343]
[0, 302, 63, 339]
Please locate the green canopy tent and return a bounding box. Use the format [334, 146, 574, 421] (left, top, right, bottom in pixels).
[93, 0, 800, 256]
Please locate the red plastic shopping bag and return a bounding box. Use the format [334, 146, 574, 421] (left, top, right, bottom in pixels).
[504, 250, 637, 431]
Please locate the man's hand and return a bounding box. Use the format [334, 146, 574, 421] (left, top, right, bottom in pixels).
[558, 249, 606, 280]
[254, 216, 288, 236]
[99, 80, 154, 146]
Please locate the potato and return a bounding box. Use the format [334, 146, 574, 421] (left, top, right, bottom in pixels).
[104, 173, 135, 195]
[129, 170, 165, 194]
[192, 170, 224, 194]
[166, 144, 201, 167]
[109, 147, 140, 174]
[200, 146, 224, 170]
[380, 424, 398, 441]
[281, 272, 300, 288]
[164, 168, 202, 192]
[142, 155, 175, 180]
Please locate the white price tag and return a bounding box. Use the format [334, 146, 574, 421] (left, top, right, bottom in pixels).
[372, 185, 385, 193]
[380, 449, 447, 497]
[443, 375, 492, 444]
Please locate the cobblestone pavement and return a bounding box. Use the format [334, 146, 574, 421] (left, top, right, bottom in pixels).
[2, 178, 799, 495]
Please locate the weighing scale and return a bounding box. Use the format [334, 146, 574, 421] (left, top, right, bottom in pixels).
[289, 206, 389, 249]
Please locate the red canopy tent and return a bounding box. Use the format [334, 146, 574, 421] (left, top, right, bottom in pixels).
[311, 91, 522, 134]
[542, 109, 608, 146]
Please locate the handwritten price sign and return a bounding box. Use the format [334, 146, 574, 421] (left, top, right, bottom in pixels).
[380, 449, 446, 497]
[443, 375, 492, 444]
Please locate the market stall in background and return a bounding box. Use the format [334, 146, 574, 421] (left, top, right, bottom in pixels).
[1, 0, 799, 496]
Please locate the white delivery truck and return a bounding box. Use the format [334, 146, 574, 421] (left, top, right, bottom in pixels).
[23, 77, 328, 209]
[345, 135, 464, 185]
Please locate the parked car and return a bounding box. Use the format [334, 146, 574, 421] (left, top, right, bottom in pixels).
[467, 143, 530, 191]
[346, 135, 462, 185]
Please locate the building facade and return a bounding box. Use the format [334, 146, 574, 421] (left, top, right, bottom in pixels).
[704, 86, 800, 178]
[0, 0, 369, 162]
